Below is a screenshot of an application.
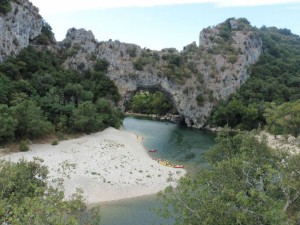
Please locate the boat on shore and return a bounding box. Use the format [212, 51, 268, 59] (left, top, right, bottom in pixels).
[152, 158, 184, 169]
[148, 149, 157, 153]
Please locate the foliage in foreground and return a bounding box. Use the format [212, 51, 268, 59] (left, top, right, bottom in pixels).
[158, 128, 300, 225]
[0, 158, 101, 224]
[264, 100, 300, 137]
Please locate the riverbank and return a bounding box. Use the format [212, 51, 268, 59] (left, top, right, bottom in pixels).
[125, 112, 183, 124]
[0, 127, 186, 204]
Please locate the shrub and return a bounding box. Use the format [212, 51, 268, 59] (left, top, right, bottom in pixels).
[126, 47, 137, 57]
[228, 55, 238, 64]
[51, 139, 59, 145]
[133, 60, 144, 71]
[0, 0, 12, 14]
[196, 94, 205, 106]
[19, 140, 29, 152]
[93, 59, 109, 73]
[35, 34, 50, 45]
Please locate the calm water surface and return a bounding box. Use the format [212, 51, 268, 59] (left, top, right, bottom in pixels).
[100, 117, 215, 225]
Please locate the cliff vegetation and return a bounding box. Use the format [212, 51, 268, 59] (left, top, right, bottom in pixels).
[210, 26, 300, 135]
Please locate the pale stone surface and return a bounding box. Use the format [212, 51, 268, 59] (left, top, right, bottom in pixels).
[0, 128, 185, 204]
[0, 0, 42, 61]
[0, 2, 263, 128]
[60, 25, 262, 128]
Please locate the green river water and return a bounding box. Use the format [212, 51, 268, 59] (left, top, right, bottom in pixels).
[99, 116, 215, 225]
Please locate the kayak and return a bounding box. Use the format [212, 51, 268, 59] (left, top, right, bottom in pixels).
[173, 165, 184, 168]
[149, 149, 157, 153]
[153, 158, 184, 169]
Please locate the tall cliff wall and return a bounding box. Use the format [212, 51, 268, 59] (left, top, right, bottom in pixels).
[0, 0, 42, 62]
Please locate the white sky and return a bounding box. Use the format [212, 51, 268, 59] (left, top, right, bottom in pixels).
[29, 0, 300, 50]
[30, 0, 300, 15]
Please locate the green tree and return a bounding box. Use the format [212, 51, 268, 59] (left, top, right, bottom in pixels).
[93, 59, 109, 73]
[11, 100, 53, 138]
[96, 98, 123, 128]
[158, 129, 300, 224]
[0, 158, 101, 224]
[130, 91, 172, 115]
[265, 100, 300, 136]
[71, 101, 104, 133]
[0, 0, 12, 14]
[0, 104, 17, 141]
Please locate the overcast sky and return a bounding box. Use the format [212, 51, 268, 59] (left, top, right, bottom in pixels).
[30, 0, 300, 50]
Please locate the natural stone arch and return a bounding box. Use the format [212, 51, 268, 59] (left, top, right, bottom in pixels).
[123, 84, 184, 123]
[106, 69, 205, 127]
[60, 26, 262, 128]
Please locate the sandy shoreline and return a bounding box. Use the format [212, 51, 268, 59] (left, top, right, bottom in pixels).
[0, 128, 186, 204]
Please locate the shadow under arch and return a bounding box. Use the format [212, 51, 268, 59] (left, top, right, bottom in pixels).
[123, 84, 185, 124]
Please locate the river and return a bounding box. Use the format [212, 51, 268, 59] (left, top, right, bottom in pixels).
[99, 116, 215, 225]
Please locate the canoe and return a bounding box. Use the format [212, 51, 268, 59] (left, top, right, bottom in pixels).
[152, 158, 184, 169]
[173, 165, 184, 168]
[149, 149, 157, 153]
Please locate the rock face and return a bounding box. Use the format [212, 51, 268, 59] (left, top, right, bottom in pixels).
[60, 19, 262, 128]
[0, 0, 42, 62]
[0, 4, 262, 128]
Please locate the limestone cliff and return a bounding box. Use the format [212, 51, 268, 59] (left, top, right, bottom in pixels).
[0, 0, 43, 62]
[0, 2, 262, 128]
[60, 19, 262, 128]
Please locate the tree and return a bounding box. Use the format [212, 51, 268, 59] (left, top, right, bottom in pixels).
[0, 104, 17, 141]
[95, 98, 123, 128]
[93, 59, 109, 73]
[0, 0, 12, 14]
[71, 101, 104, 133]
[0, 158, 101, 224]
[11, 100, 53, 138]
[158, 129, 300, 224]
[265, 100, 300, 136]
[130, 91, 172, 115]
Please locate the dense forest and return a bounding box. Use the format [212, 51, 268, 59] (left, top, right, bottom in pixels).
[0, 46, 122, 144]
[209, 26, 300, 136]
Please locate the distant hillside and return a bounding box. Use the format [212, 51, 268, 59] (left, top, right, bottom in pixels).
[0, 0, 298, 136]
[210, 26, 300, 135]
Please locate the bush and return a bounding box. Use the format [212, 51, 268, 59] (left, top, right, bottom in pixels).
[93, 59, 109, 73]
[19, 140, 29, 152]
[35, 34, 50, 45]
[0, 0, 12, 14]
[133, 57, 151, 71]
[196, 94, 205, 106]
[129, 91, 173, 115]
[51, 139, 59, 145]
[228, 55, 238, 64]
[126, 47, 137, 57]
[0, 159, 101, 224]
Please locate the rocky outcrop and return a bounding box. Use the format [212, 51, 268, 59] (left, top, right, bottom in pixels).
[0, 0, 42, 62]
[0, 4, 262, 129]
[60, 19, 262, 128]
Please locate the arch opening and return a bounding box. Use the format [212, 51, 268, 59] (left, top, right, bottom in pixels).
[124, 86, 184, 124]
